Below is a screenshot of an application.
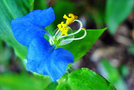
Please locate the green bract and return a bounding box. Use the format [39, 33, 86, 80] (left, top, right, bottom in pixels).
[58, 28, 106, 61]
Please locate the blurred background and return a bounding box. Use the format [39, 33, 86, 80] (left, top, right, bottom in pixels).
[0, 0, 134, 90]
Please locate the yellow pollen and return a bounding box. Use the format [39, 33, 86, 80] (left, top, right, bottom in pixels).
[57, 22, 70, 35]
[60, 27, 70, 35]
[63, 13, 78, 25]
[57, 13, 78, 36]
[81, 27, 86, 30]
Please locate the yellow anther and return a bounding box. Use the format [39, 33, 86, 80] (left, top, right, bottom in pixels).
[57, 22, 71, 35]
[63, 13, 78, 25]
[81, 27, 86, 30]
[56, 13, 77, 36]
[57, 22, 67, 31]
[60, 27, 70, 35]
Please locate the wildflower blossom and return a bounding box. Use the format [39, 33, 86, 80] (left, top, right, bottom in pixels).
[11, 7, 86, 81]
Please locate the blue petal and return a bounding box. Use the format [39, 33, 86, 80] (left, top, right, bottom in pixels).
[26, 37, 74, 81]
[11, 7, 55, 46]
[49, 48, 74, 81]
[11, 19, 45, 46]
[26, 37, 53, 74]
[27, 7, 55, 27]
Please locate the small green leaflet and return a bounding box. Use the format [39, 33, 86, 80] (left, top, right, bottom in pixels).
[106, 0, 134, 34]
[56, 68, 115, 90]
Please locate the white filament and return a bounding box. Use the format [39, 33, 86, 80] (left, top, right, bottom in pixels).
[58, 29, 87, 46]
[49, 19, 87, 46]
[58, 20, 83, 39]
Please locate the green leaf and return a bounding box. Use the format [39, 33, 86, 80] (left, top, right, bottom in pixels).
[0, 73, 51, 90]
[106, 0, 134, 34]
[58, 28, 106, 61]
[56, 68, 115, 90]
[0, 0, 34, 59]
[99, 58, 120, 83]
[99, 58, 127, 90]
[114, 78, 127, 90]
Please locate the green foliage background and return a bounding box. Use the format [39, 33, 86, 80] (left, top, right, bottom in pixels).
[0, 0, 133, 90]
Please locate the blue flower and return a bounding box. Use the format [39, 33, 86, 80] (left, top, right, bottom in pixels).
[11, 7, 74, 81]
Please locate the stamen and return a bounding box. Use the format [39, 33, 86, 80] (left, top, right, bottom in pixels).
[49, 13, 87, 46]
[60, 27, 70, 35]
[57, 22, 70, 35]
[63, 13, 78, 25]
[54, 29, 60, 37]
[49, 37, 54, 45]
[58, 20, 83, 39]
[59, 29, 86, 44]
[81, 27, 86, 30]
[58, 30, 87, 46]
[58, 37, 74, 46]
[56, 13, 78, 36]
